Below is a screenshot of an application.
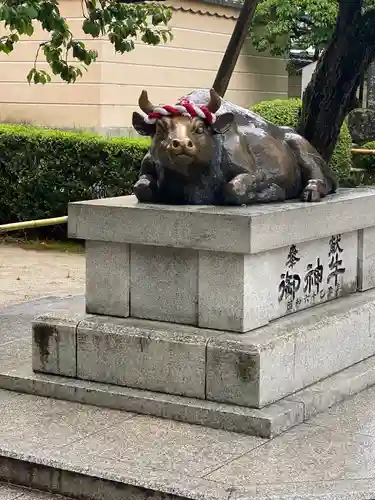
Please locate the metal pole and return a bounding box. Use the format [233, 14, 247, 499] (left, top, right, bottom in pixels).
[212, 0, 260, 97]
[0, 216, 68, 233]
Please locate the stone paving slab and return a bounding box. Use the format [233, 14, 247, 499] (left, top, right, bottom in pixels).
[0, 483, 71, 500]
[308, 382, 375, 435]
[0, 389, 134, 456]
[2, 297, 375, 499]
[0, 389, 264, 473]
[54, 414, 263, 477]
[0, 296, 85, 374]
[0, 365, 304, 439]
[0, 296, 84, 347]
[1, 387, 375, 500]
[207, 420, 375, 485]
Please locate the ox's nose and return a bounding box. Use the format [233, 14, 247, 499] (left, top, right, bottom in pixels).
[170, 138, 194, 153]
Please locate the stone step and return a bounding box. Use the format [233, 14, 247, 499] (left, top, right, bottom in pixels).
[0, 482, 73, 500]
[2, 295, 375, 439]
[32, 289, 375, 411]
[0, 389, 240, 500]
[2, 342, 375, 439]
[0, 447, 199, 500]
[1, 387, 375, 500]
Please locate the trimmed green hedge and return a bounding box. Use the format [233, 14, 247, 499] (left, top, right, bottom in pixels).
[251, 98, 302, 129]
[251, 98, 353, 183]
[0, 124, 149, 226]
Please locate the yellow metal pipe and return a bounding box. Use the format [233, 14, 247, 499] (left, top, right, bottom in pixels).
[0, 216, 68, 233]
[351, 148, 375, 154]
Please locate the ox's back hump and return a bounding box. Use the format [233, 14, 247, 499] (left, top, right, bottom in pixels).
[184, 89, 275, 130]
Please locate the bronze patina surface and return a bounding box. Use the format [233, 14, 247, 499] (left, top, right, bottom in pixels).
[132, 88, 337, 205]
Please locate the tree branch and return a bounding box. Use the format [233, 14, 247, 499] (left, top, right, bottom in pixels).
[213, 0, 260, 96]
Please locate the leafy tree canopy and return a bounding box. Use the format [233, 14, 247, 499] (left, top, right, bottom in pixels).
[0, 0, 172, 84]
[250, 0, 375, 57]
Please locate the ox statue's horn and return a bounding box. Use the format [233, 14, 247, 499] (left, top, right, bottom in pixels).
[207, 88, 221, 113]
[138, 90, 154, 115]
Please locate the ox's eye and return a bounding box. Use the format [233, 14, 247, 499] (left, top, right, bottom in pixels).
[194, 126, 204, 134]
[156, 118, 169, 136]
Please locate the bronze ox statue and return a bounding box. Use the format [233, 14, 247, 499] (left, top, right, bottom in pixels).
[132, 88, 337, 205]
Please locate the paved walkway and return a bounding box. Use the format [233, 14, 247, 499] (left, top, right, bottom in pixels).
[1, 246, 375, 498]
[0, 378, 375, 499]
[0, 296, 374, 498]
[0, 246, 84, 307]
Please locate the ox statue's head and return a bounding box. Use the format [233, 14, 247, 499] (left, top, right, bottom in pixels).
[132, 89, 234, 172]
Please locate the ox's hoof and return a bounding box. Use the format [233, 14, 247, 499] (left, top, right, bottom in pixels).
[133, 178, 157, 202]
[223, 174, 256, 205]
[301, 179, 326, 202]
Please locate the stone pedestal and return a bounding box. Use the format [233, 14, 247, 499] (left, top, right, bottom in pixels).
[32, 291, 375, 408]
[31, 188, 375, 437]
[68, 188, 375, 333]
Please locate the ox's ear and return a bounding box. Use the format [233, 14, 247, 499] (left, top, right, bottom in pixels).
[211, 112, 234, 134]
[132, 111, 155, 136]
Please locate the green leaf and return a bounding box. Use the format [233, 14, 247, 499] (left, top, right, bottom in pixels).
[24, 23, 34, 36]
[9, 33, 19, 43]
[38, 72, 47, 84]
[250, 0, 338, 55]
[27, 68, 36, 84]
[23, 6, 38, 19]
[82, 19, 101, 37]
[2, 40, 14, 54]
[152, 12, 163, 24]
[50, 60, 63, 74]
[39, 70, 52, 83]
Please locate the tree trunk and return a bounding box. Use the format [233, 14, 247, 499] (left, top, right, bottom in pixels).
[358, 71, 365, 107]
[298, 0, 375, 162]
[212, 0, 260, 97]
[367, 61, 375, 109]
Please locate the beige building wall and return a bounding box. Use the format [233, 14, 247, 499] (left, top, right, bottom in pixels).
[288, 74, 302, 99]
[0, 0, 288, 132]
[0, 0, 101, 129]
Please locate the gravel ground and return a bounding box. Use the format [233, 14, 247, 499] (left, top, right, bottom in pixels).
[0, 245, 85, 307]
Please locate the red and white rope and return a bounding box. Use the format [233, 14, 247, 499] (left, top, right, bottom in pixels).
[144, 98, 217, 125]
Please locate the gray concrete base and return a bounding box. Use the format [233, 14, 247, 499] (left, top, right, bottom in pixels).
[3, 295, 375, 500]
[0, 367, 301, 439]
[8, 346, 375, 438]
[32, 289, 375, 409]
[69, 189, 375, 333]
